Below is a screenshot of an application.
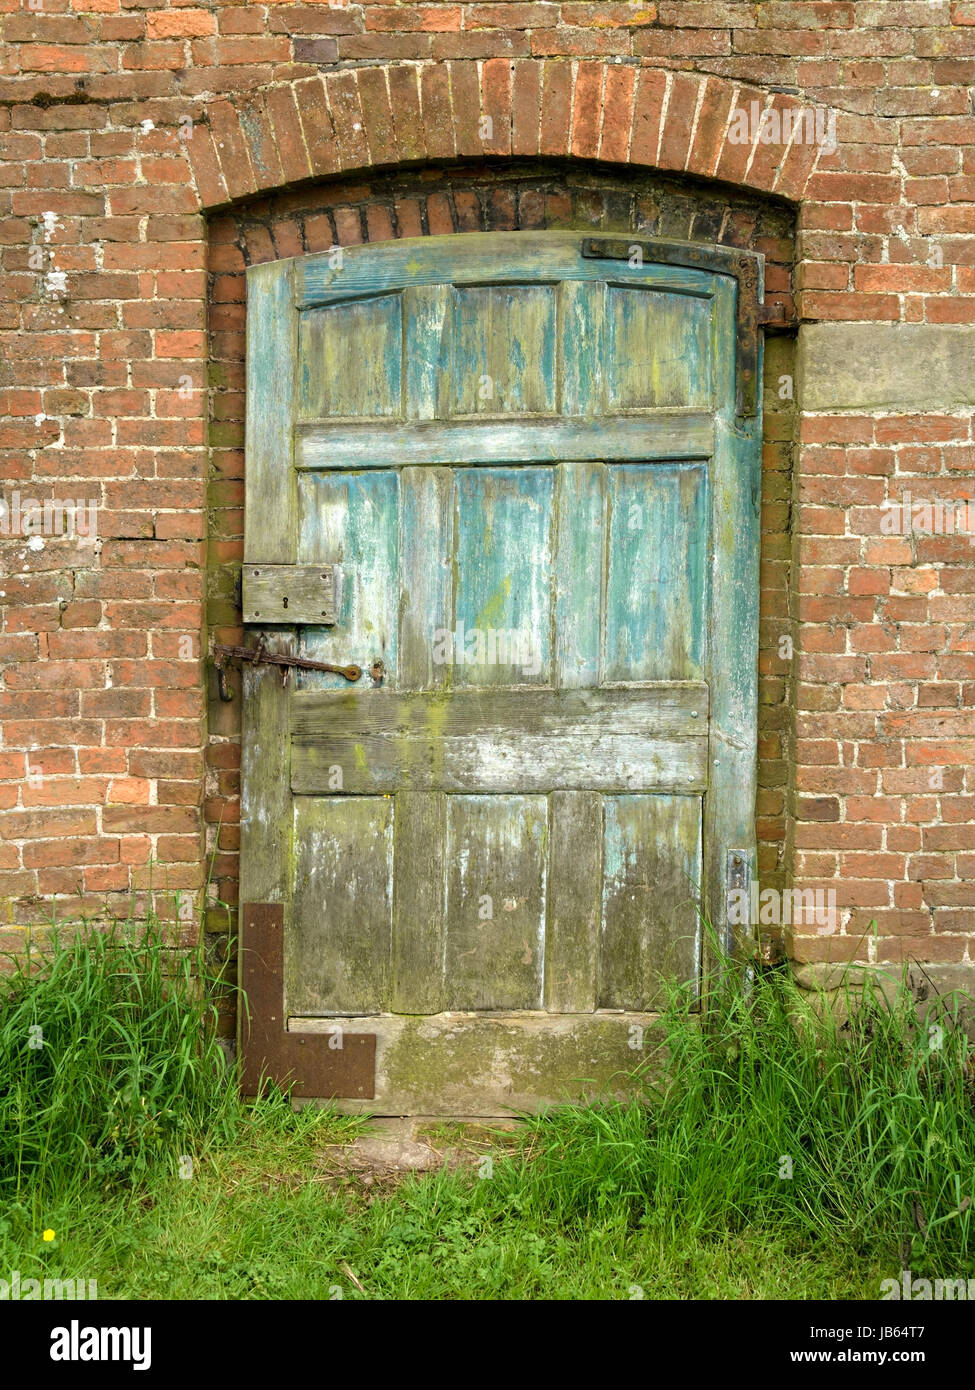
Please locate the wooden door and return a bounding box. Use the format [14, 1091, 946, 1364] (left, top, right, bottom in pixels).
[239, 232, 762, 1115]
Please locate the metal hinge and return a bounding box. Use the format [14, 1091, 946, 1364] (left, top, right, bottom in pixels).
[757, 300, 794, 330]
[725, 848, 753, 957]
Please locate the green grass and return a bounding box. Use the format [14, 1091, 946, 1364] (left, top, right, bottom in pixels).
[0, 916, 238, 1218]
[1, 916, 973, 1299]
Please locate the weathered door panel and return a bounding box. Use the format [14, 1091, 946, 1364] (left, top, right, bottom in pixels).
[240, 231, 762, 1114]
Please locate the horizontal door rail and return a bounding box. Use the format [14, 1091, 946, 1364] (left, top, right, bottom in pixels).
[296, 413, 715, 470]
[291, 684, 709, 795]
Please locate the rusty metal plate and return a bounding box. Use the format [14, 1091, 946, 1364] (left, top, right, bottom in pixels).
[240, 903, 376, 1099]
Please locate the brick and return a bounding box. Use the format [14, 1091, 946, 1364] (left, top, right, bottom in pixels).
[388, 64, 427, 164]
[208, 100, 259, 201]
[633, 27, 730, 57]
[236, 94, 285, 193]
[365, 204, 394, 243]
[746, 94, 813, 193]
[325, 70, 370, 171]
[630, 68, 668, 168]
[468, 4, 556, 29]
[356, 67, 398, 168]
[209, 38, 290, 67]
[448, 60, 483, 157]
[22, 839, 120, 869]
[23, 45, 115, 74]
[420, 61, 455, 160]
[532, 26, 629, 57]
[511, 58, 541, 157]
[292, 39, 340, 64]
[452, 190, 481, 232]
[659, 72, 705, 173]
[715, 88, 766, 185]
[426, 191, 454, 236]
[799, 291, 900, 321]
[686, 77, 737, 180]
[597, 63, 634, 164]
[1, 809, 97, 840]
[333, 205, 363, 245]
[539, 58, 572, 158]
[365, 6, 461, 32]
[293, 76, 339, 178]
[266, 8, 355, 37]
[570, 62, 603, 160]
[435, 31, 528, 58]
[264, 84, 313, 185]
[146, 10, 214, 39]
[480, 57, 513, 156]
[339, 34, 432, 63]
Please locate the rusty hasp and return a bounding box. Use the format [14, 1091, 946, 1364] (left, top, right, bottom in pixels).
[212, 639, 362, 700]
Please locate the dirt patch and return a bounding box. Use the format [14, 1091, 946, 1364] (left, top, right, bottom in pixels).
[319, 1117, 523, 1192]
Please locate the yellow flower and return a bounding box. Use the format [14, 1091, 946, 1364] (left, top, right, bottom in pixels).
[42, 1229, 55, 1242]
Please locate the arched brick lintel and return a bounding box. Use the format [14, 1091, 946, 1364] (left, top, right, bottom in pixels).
[185, 60, 829, 214]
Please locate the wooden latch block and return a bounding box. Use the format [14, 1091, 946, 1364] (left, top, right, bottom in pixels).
[242, 564, 336, 625]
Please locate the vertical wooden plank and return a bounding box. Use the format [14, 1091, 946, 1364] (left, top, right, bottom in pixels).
[404, 284, 451, 421]
[241, 264, 297, 1032]
[290, 795, 393, 1015]
[297, 469, 399, 688]
[599, 794, 703, 1010]
[392, 790, 446, 1013]
[444, 794, 547, 1011]
[560, 279, 604, 417]
[399, 466, 454, 691]
[703, 274, 762, 956]
[239, 654, 293, 908]
[245, 259, 297, 563]
[545, 791, 602, 1012]
[554, 460, 604, 690]
[605, 462, 708, 682]
[391, 465, 452, 1013]
[238, 643, 295, 1038]
[453, 465, 553, 687]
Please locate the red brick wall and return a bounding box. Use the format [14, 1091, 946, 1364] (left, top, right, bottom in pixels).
[1, 6, 974, 987]
[792, 410, 975, 968]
